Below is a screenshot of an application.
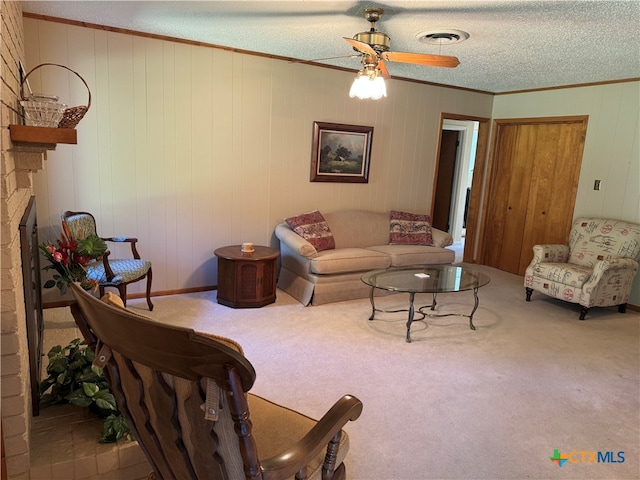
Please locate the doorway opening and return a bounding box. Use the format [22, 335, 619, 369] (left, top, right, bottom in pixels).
[433, 119, 479, 262]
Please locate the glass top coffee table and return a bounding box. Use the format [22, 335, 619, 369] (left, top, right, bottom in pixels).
[361, 265, 491, 342]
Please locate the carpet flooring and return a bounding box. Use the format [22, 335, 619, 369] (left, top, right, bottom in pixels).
[60, 263, 640, 479]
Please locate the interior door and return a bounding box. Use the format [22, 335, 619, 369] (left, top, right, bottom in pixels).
[432, 130, 459, 231]
[481, 116, 588, 275]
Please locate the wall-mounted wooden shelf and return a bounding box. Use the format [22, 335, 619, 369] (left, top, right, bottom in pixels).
[9, 125, 77, 145]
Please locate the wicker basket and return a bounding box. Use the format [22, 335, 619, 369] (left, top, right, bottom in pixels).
[21, 63, 91, 129]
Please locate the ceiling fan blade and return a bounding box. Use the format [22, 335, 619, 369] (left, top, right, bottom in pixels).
[378, 59, 390, 79]
[382, 51, 460, 68]
[343, 37, 377, 57]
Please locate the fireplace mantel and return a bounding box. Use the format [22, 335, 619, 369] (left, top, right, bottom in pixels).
[9, 125, 78, 187]
[9, 125, 77, 145]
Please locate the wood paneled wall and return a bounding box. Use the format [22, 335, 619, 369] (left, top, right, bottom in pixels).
[493, 83, 639, 222]
[492, 83, 640, 303]
[24, 18, 493, 298]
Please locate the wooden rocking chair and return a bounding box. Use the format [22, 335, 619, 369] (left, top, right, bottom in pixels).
[69, 282, 363, 480]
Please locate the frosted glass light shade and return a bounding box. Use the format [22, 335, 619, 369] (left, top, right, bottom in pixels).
[349, 73, 387, 100]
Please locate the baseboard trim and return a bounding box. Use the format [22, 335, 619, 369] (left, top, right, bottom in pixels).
[43, 285, 217, 309]
[128, 285, 217, 299]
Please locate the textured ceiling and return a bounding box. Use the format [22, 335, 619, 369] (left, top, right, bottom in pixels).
[21, 0, 640, 93]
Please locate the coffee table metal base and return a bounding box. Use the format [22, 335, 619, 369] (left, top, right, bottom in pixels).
[368, 288, 480, 343]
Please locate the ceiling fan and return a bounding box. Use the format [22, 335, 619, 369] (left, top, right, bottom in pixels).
[344, 8, 460, 79]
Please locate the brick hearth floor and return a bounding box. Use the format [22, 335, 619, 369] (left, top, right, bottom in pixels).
[30, 404, 150, 480]
[29, 308, 151, 480]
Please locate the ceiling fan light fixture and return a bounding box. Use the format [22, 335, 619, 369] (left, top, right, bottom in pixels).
[349, 68, 386, 100]
[416, 29, 469, 45]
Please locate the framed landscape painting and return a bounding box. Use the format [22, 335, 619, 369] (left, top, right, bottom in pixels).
[310, 122, 373, 183]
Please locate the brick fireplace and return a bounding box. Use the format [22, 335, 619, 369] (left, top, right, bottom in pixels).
[1, 2, 53, 477]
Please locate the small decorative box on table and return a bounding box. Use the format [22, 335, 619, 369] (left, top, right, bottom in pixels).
[214, 245, 280, 308]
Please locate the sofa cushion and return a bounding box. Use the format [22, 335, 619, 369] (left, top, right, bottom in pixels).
[285, 210, 335, 251]
[366, 244, 455, 267]
[323, 210, 390, 248]
[389, 210, 433, 245]
[310, 248, 391, 275]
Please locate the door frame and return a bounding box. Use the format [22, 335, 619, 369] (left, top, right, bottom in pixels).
[433, 113, 491, 263]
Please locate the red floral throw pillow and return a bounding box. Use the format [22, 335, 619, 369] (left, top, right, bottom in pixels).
[285, 210, 335, 251]
[389, 210, 434, 245]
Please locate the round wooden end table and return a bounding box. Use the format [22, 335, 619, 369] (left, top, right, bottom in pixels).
[214, 245, 279, 308]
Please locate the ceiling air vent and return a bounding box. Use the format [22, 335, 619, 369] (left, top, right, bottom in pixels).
[416, 29, 469, 45]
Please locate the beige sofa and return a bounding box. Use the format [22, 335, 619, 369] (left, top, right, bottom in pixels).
[275, 209, 455, 305]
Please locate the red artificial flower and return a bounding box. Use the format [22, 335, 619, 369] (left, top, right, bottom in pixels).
[74, 254, 92, 267]
[41, 228, 107, 295]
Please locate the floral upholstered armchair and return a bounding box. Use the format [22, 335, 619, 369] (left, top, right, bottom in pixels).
[525, 217, 640, 319]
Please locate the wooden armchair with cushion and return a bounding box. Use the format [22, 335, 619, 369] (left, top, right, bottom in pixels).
[69, 282, 363, 480]
[525, 217, 640, 319]
[62, 210, 153, 310]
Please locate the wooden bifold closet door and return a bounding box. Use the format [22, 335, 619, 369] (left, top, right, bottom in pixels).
[482, 116, 588, 276]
